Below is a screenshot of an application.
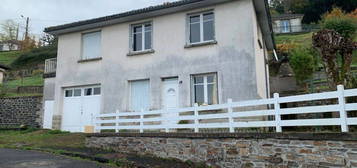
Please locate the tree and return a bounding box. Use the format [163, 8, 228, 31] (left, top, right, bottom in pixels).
[313, 29, 357, 89]
[302, 0, 357, 24]
[289, 47, 315, 87]
[321, 8, 357, 39]
[40, 33, 57, 47]
[0, 20, 18, 41]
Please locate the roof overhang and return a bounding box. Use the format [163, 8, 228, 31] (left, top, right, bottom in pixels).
[0, 64, 10, 71]
[45, 0, 275, 51]
[253, 0, 275, 51]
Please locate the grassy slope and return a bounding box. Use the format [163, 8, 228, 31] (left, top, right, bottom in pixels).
[5, 74, 43, 89]
[0, 130, 85, 149]
[0, 51, 22, 66]
[275, 32, 357, 65]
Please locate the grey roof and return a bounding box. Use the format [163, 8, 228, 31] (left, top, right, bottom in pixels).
[45, 0, 205, 33]
[272, 14, 304, 20]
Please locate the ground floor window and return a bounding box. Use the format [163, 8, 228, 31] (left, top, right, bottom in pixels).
[130, 80, 150, 111]
[192, 73, 218, 106]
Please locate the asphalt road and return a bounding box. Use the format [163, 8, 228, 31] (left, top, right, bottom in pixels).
[0, 148, 111, 168]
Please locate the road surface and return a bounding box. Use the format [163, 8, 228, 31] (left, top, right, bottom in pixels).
[0, 148, 111, 168]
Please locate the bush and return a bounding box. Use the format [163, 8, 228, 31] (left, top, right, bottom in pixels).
[321, 8, 357, 38]
[289, 47, 315, 85]
[11, 45, 57, 69]
[46, 130, 70, 134]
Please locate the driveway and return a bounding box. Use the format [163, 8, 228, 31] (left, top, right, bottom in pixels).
[0, 148, 111, 168]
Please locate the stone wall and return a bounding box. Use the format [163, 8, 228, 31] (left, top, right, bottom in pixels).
[86, 133, 357, 168]
[0, 96, 43, 127]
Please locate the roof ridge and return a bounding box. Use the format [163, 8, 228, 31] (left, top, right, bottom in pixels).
[45, 0, 205, 33]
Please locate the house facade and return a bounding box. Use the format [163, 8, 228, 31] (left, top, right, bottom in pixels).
[43, 0, 275, 132]
[272, 14, 304, 34]
[0, 40, 21, 52]
[0, 64, 9, 84]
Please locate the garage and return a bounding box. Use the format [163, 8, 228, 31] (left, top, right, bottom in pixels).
[62, 86, 101, 132]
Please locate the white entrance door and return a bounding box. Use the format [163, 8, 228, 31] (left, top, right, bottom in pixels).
[162, 78, 179, 125]
[62, 87, 101, 132]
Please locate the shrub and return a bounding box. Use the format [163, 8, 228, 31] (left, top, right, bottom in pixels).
[289, 47, 315, 85]
[47, 130, 70, 134]
[321, 8, 357, 38]
[11, 45, 57, 69]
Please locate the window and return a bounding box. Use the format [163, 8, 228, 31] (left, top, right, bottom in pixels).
[93, 87, 101, 95]
[82, 31, 101, 60]
[73, 89, 81, 97]
[65, 90, 73, 97]
[131, 23, 152, 52]
[188, 12, 215, 44]
[130, 80, 150, 111]
[84, 88, 93, 96]
[192, 74, 218, 105]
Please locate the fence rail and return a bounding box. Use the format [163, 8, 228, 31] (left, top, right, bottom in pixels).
[44, 58, 57, 74]
[95, 85, 357, 133]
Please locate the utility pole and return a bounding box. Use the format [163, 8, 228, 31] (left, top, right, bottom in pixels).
[16, 24, 19, 40]
[25, 17, 29, 40]
[21, 15, 29, 40]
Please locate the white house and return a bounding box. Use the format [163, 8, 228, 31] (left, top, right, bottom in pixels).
[272, 14, 304, 34]
[0, 40, 21, 51]
[0, 64, 9, 84]
[43, 0, 275, 132]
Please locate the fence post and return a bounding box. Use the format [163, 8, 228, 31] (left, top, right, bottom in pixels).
[228, 99, 234, 133]
[94, 114, 100, 133]
[194, 103, 199, 133]
[337, 85, 349, 132]
[140, 109, 144, 133]
[164, 109, 169, 133]
[274, 93, 282, 133]
[115, 110, 119, 133]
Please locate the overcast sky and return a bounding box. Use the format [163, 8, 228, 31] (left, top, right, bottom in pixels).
[0, 0, 177, 39]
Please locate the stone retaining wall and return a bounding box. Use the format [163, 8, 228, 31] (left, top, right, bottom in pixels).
[0, 96, 43, 127]
[86, 133, 357, 168]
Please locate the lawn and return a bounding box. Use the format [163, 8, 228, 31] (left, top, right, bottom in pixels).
[0, 129, 85, 149]
[5, 74, 44, 89]
[275, 32, 313, 48]
[0, 51, 22, 66]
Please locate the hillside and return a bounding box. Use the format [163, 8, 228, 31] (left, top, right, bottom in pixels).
[0, 51, 22, 66]
[0, 46, 57, 97]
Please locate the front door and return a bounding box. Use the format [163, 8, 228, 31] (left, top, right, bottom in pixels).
[162, 78, 179, 125]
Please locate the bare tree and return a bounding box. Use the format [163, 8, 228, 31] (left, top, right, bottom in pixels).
[0, 20, 19, 50]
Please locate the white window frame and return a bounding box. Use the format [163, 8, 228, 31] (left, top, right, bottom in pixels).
[191, 73, 218, 105]
[81, 31, 102, 60]
[130, 22, 153, 52]
[187, 11, 215, 45]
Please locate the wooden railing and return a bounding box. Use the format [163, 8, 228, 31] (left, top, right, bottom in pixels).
[95, 85, 357, 133]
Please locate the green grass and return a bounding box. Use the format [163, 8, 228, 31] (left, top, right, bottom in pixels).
[275, 32, 313, 47]
[0, 51, 22, 66]
[0, 129, 85, 149]
[5, 74, 43, 89]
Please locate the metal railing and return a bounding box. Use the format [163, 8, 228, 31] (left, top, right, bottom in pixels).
[95, 85, 357, 133]
[44, 58, 57, 74]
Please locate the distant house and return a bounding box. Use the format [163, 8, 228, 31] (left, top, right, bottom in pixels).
[272, 14, 304, 34]
[0, 40, 21, 51]
[0, 64, 10, 84]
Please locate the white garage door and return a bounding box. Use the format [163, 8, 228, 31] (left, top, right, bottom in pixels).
[62, 86, 101, 132]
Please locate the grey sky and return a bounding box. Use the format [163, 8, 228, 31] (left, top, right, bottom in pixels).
[0, 0, 177, 39]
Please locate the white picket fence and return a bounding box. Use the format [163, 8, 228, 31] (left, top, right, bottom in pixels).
[95, 85, 357, 133]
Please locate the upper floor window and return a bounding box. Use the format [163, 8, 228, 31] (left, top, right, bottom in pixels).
[82, 31, 101, 60]
[131, 23, 152, 52]
[188, 12, 215, 44]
